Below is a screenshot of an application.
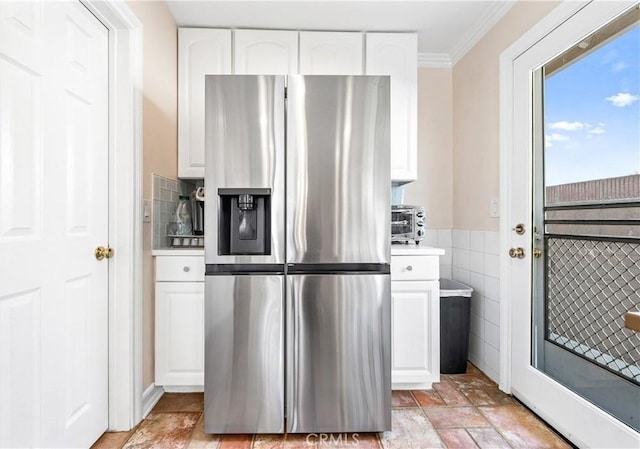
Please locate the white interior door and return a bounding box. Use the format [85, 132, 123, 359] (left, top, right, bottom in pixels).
[507, 1, 640, 447]
[0, 1, 109, 447]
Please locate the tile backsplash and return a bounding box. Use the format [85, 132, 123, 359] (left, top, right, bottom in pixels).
[419, 229, 452, 280]
[152, 174, 201, 249]
[451, 229, 501, 383]
[418, 227, 502, 383]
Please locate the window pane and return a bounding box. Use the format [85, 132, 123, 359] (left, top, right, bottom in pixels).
[544, 22, 639, 190]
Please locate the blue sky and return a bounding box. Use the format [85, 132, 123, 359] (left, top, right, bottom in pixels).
[544, 24, 640, 187]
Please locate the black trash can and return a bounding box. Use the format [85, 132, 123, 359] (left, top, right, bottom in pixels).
[440, 279, 473, 374]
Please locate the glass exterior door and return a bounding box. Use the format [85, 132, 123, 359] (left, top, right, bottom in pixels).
[531, 7, 640, 431]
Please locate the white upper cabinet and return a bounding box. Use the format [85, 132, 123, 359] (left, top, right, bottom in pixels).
[178, 28, 232, 178]
[299, 31, 363, 75]
[366, 33, 417, 182]
[177, 28, 417, 181]
[234, 29, 298, 74]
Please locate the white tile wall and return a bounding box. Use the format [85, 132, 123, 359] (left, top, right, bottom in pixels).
[451, 229, 501, 382]
[423, 229, 452, 279]
[392, 199, 500, 376]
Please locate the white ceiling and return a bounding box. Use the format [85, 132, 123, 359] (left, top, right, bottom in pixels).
[165, 1, 516, 66]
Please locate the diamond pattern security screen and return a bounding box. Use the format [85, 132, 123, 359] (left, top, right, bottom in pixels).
[546, 236, 640, 385]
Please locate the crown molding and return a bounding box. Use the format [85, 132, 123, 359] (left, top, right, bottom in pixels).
[417, 52, 452, 68]
[449, 1, 515, 66]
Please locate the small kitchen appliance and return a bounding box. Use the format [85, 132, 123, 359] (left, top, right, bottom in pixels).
[204, 75, 391, 435]
[191, 187, 205, 236]
[391, 205, 425, 244]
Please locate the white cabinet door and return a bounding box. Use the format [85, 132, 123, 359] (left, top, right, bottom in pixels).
[366, 33, 417, 182]
[234, 29, 298, 74]
[178, 28, 232, 178]
[299, 31, 363, 74]
[155, 282, 205, 386]
[391, 280, 440, 389]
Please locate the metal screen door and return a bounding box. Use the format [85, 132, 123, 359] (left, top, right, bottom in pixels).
[531, 7, 640, 431]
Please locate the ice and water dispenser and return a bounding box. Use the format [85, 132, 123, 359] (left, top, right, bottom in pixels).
[218, 188, 271, 255]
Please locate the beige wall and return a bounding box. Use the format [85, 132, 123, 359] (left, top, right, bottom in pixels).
[127, 0, 178, 390]
[452, 0, 559, 231]
[404, 68, 454, 230]
[123, 0, 560, 391]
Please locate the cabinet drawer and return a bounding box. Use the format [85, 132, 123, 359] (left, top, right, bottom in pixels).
[391, 255, 439, 281]
[156, 256, 205, 282]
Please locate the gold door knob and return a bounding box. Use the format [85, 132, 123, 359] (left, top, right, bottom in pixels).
[533, 248, 542, 259]
[509, 247, 526, 259]
[95, 246, 114, 261]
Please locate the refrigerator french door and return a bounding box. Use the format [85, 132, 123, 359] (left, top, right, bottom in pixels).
[286, 274, 390, 433]
[285, 75, 391, 433]
[204, 74, 391, 434]
[204, 75, 285, 434]
[204, 275, 284, 433]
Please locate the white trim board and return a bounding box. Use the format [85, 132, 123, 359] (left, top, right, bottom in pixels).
[450, 0, 515, 65]
[416, 2, 516, 69]
[142, 384, 165, 419]
[498, 0, 589, 395]
[81, 0, 144, 431]
[163, 386, 205, 393]
[417, 53, 452, 69]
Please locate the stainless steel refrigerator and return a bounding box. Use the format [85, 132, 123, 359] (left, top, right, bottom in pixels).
[204, 75, 391, 434]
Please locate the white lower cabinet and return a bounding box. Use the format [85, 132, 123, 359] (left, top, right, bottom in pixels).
[153, 253, 441, 390]
[155, 256, 205, 388]
[391, 254, 440, 389]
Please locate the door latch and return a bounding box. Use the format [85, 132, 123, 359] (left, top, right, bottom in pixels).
[513, 223, 526, 235]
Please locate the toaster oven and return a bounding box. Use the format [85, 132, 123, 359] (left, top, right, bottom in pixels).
[391, 205, 425, 244]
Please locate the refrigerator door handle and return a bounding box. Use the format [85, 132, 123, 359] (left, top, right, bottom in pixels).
[285, 286, 297, 428]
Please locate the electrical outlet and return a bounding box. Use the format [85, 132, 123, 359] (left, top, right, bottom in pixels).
[490, 199, 499, 218]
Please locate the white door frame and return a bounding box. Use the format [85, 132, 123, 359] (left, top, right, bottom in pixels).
[498, 0, 589, 395]
[81, 0, 144, 431]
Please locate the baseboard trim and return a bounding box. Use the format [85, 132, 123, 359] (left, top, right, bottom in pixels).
[141, 383, 164, 418]
[163, 385, 204, 393]
[392, 382, 433, 391]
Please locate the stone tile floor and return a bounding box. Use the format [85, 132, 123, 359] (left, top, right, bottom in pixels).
[92, 364, 573, 448]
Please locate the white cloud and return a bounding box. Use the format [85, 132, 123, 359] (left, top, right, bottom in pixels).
[605, 92, 639, 107]
[589, 126, 606, 135]
[548, 121, 588, 131]
[545, 133, 569, 147]
[612, 61, 627, 72]
[547, 133, 569, 142]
